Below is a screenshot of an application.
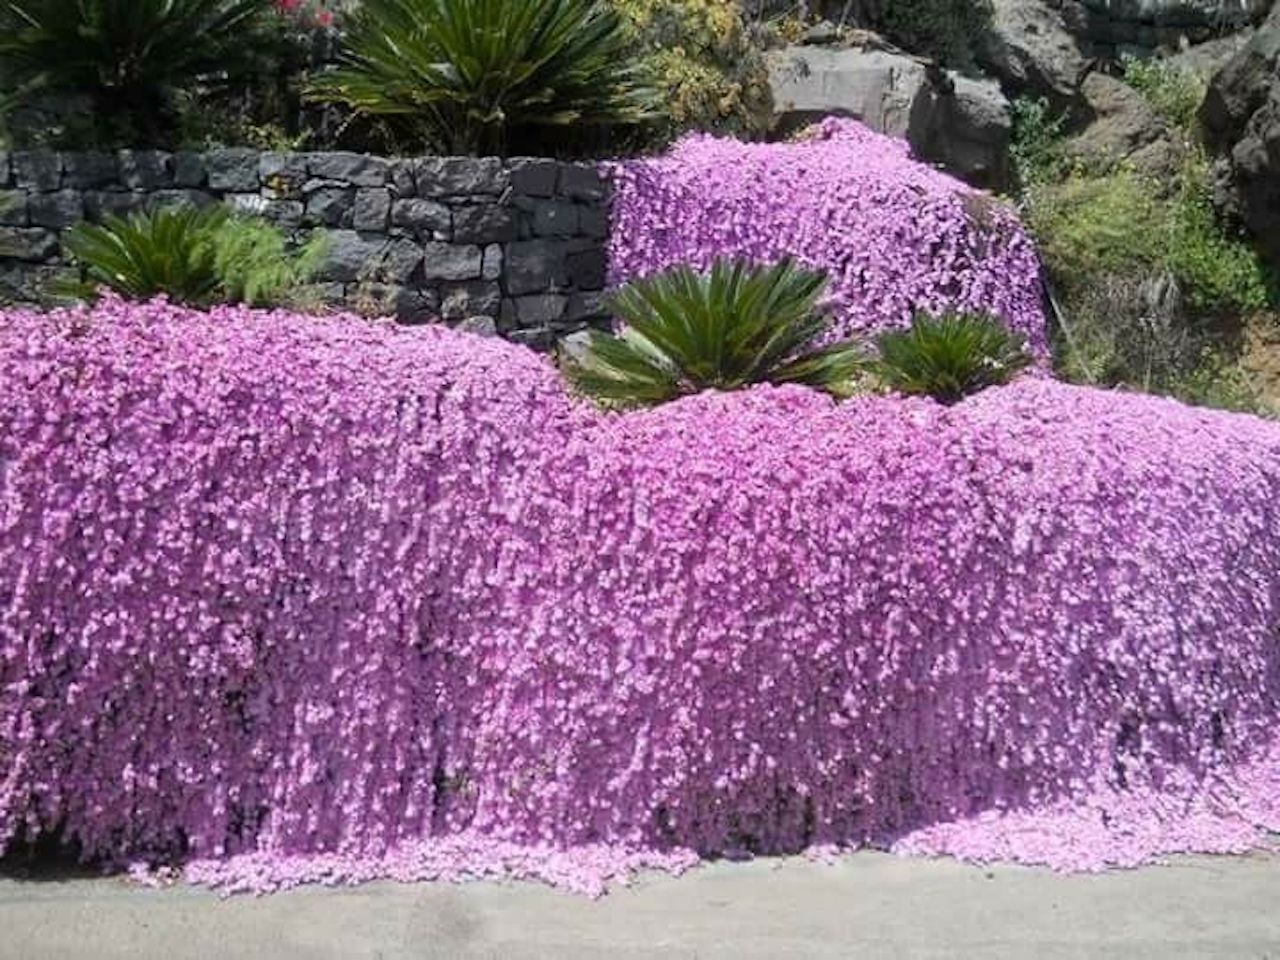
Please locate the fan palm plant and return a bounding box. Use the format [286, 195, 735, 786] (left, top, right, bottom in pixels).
[562, 258, 868, 408]
[0, 0, 276, 143]
[306, 0, 656, 155]
[873, 310, 1032, 403]
[63, 207, 228, 306]
[62, 206, 326, 308]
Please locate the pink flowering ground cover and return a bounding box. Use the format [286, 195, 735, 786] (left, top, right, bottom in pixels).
[607, 118, 1049, 354]
[3, 298, 1280, 895]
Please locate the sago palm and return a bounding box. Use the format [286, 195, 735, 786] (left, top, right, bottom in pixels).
[62, 207, 229, 306]
[874, 310, 1032, 403]
[562, 258, 868, 408]
[306, 0, 656, 155]
[0, 0, 274, 142]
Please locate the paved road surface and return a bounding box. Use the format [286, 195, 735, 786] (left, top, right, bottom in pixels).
[3, 851, 1278, 959]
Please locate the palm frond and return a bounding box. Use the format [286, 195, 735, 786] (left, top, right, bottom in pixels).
[563, 258, 865, 408]
[305, 0, 657, 154]
[874, 311, 1032, 403]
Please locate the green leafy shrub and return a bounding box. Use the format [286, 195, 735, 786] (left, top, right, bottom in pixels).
[1009, 96, 1068, 189]
[0, 0, 278, 145]
[1025, 169, 1168, 278]
[873, 311, 1032, 403]
[609, 0, 772, 142]
[307, 0, 655, 155]
[1168, 158, 1276, 315]
[562, 258, 866, 408]
[1026, 157, 1275, 316]
[212, 217, 329, 307]
[64, 207, 325, 308]
[1121, 55, 1205, 130]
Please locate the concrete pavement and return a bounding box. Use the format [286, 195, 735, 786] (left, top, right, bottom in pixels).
[2, 850, 1279, 959]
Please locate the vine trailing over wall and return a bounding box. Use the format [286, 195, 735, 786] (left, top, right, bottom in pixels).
[3, 297, 1280, 895]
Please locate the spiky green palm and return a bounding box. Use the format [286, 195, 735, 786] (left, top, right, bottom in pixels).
[0, 0, 274, 140]
[62, 207, 229, 306]
[306, 0, 656, 155]
[562, 258, 868, 408]
[874, 311, 1032, 403]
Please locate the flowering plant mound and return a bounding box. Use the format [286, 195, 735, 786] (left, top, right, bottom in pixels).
[4, 299, 1280, 895]
[607, 118, 1049, 353]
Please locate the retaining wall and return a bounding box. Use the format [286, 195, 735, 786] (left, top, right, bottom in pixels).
[0, 149, 611, 345]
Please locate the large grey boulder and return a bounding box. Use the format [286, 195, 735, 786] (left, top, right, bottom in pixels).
[1064, 72, 1181, 178]
[977, 0, 1092, 111]
[767, 45, 1012, 188]
[1200, 2, 1280, 268]
[1076, 0, 1270, 29]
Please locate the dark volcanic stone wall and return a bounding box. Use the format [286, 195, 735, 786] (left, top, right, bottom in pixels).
[0, 149, 612, 346]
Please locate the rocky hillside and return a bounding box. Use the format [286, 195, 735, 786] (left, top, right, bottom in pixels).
[759, 0, 1277, 267]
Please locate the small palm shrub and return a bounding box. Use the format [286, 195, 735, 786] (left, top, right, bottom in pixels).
[874, 311, 1032, 403]
[0, 0, 277, 144]
[64, 207, 326, 307]
[562, 258, 866, 408]
[307, 0, 655, 155]
[64, 208, 227, 305]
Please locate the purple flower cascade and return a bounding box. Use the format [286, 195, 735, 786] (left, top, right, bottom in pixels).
[607, 118, 1048, 352]
[2, 298, 1280, 895]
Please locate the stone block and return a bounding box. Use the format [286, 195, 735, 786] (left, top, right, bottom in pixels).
[513, 292, 568, 326]
[305, 187, 354, 227]
[173, 152, 208, 188]
[509, 157, 559, 197]
[578, 205, 609, 239]
[148, 188, 216, 209]
[565, 290, 610, 323]
[533, 201, 579, 237]
[258, 153, 307, 198]
[558, 163, 606, 200]
[84, 190, 147, 221]
[504, 325, 555, 350]
[148, 189, 216, 211]
[13, 150, 62, 191]
[566, 245, 607, 290]
[261, 200, 305, 229]
[418, 157, 507, 197]
[353, 189, 391, 231]
[117, 150, 172, 190]
[0, 227, 59, 261]
[308, 152, 388, 187]
[388, 160, 417, 198]
[421, 242, 483, 281]
[317, 231, 422, 283]
[353, 282, 438, 322]
[0, 191, 27, 226]
[505, 239, 567, 295]
[453, 203, 517, 243]
[390, 198, 452, 236]
[62, 152, 117, 188]
[205, 148, 261, 192]
[439, 281, 501, 320]
[28, 190, 84, 229]
[481, 243, 503, 281]
[454, 314, 498, 337]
